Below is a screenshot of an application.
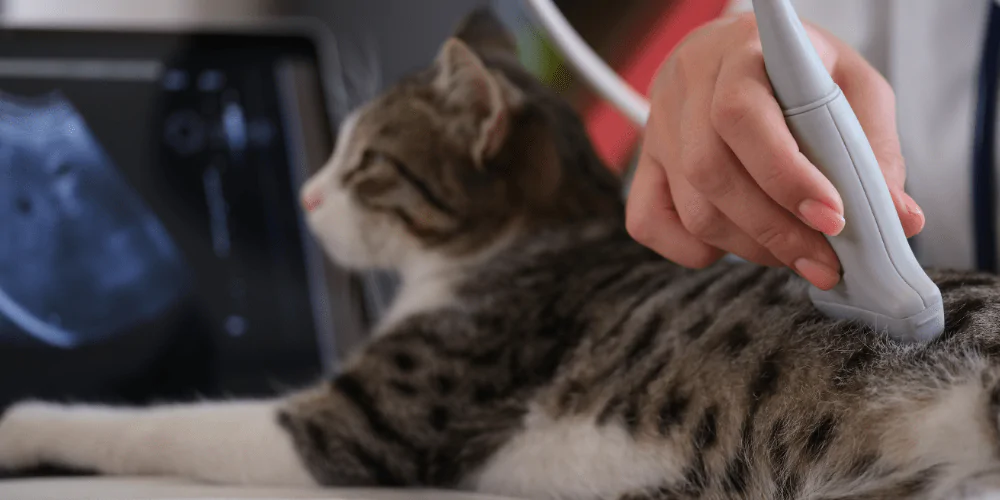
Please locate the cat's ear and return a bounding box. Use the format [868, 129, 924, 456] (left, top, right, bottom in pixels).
[453, 7, 518, 59]
[434, 38, 521, 169]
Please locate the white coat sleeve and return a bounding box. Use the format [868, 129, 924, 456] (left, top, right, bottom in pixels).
[719, 1, 888, 77]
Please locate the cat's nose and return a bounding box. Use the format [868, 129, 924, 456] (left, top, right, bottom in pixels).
[302, 189, 324, 213]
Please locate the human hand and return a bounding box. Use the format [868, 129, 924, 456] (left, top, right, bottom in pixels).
[625, 13, 924, 290]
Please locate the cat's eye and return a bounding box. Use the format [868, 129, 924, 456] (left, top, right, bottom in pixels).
[344, 150, 395, 185]
[362, 149, 393, 166]
[363, 149, 414, 176]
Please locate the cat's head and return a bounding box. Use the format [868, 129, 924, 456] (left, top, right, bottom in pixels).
[300, 8, 622, 274]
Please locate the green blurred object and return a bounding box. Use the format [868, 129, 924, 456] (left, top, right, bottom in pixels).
[517, 31, 570, 90]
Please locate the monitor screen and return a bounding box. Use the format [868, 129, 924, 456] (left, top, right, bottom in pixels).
[0, 27, 345, 406]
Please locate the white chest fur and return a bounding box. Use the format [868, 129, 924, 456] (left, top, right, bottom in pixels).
[376, 273, 458, 334]
[468, 406, 684, 500]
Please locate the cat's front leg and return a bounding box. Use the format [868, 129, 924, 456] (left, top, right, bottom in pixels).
[0, 399, 316, 487]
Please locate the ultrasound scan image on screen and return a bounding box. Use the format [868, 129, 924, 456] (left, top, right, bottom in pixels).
[0, 31, 339, 407]
[0, 91, 190, 349]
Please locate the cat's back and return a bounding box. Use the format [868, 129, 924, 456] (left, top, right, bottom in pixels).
[453, 220, 1000, 406]
[445, 227, 1000, 498]
[302, 213, 1000, 498]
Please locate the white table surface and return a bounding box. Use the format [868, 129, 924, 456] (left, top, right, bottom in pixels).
[0, 477, 525, 500]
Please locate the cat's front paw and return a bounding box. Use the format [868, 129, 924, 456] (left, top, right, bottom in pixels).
[0, 402, 63, 471]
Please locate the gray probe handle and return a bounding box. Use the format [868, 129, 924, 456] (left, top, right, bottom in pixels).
[752, 0, 944, 343]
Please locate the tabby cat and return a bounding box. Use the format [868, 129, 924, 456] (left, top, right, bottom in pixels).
[3, 9, 1000, 500]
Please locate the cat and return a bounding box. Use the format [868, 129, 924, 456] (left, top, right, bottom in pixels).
[3, 8, 1000, 500]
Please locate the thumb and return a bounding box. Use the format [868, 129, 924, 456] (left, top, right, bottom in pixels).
[822, 27, 925, 238]
[872, 147, 924, 238]
[861, 123, 926, 238]
[889, 185, 926, 238]
[870, 139, 924, 238]
[835, 64, 924, 237]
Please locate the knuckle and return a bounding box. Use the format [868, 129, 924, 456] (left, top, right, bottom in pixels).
[756, 160, 788, 188]
[753, 222, 797, 255]
[755, 153, 797, 193]
[650, 64, 680, 106]
[709, 90, 753, 134]
[727, 13, 760, 36]
[681, 148, 733, 197]
[668, 48, 693, 82]
[735, 41, 765, 61]
[625, 207, 655, 246]
[686, 162, 733, 197]
[680, 201, 724, 240]
[664, 44, 707, 92]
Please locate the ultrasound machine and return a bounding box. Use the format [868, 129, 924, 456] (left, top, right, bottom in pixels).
[0, 24, 384, 407]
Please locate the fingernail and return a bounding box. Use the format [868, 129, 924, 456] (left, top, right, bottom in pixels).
[794, 258, 841, 290]
[798, 199, 846, 236]
[903, 193, 923, 217]
[897, 192, 926, 237]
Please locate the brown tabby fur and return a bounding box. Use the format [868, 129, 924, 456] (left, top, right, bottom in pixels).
[282, 9, 1000, 499]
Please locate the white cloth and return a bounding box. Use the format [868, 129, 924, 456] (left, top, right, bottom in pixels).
[0, 477, 522, 500]
[728, 0, 991, 270]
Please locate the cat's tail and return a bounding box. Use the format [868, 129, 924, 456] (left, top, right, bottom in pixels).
[0, 400, 316, 487]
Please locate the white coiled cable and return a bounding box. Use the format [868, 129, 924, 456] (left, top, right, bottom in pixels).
[522, 0, 651, 126]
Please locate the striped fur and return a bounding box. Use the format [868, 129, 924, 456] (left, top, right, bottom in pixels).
[4, 8, 1000, 500]
[280, 227, 1000, 499]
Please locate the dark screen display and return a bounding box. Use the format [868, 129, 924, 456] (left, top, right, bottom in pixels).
[0, 29, 335, 406]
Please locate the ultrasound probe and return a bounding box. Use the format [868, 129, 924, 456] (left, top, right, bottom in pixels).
[524, 0, 946, 342]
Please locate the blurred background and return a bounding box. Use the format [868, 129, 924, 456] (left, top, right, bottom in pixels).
[0, 0, 727, 405]
[1, 0, 728, 173]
